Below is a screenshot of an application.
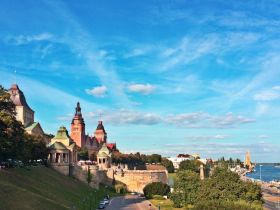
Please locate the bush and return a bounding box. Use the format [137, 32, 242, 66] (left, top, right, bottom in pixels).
[193, 200, 263, 210]
[143, 182, 170, 199]
[115, 183, 127, 194]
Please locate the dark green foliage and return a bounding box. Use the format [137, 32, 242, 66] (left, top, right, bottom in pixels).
[170, 170, 201, 207]
[143, 182, 170, 198]
[179, 159, 200, 173]
[193, 200, 263, 210]
[198, 167, 262, 203]
[112, 152, 162, 166]
[0, 85, 48, 165]
[161, 158, 175, 173]
[169, 167, 262, 208]
[78, 148, 89, 160]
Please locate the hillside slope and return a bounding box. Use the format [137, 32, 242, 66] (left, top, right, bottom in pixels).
[0, 166, 114, 210]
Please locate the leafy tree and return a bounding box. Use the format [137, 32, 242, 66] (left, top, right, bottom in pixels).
[198, 167, 262, 203]
[170, 170, 201, 207]
[78, 148, 89, 160]
[161, 158, 174, 173]
[143, 182, 170, 199]
[179, 159, 200, 173]
[147, 154, 162, 163]
[0, 85, 48, 165]
[0, 85, 25, 162]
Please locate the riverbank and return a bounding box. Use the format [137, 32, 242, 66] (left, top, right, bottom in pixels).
[241, 175, 280, 210]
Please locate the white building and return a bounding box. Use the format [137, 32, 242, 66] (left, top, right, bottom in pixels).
[168, 157, 192, 169]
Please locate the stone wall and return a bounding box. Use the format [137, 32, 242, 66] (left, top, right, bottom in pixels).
[107, 169, 168, 193]
[51, 163, 69, 176]
[70, 164, 101, 188]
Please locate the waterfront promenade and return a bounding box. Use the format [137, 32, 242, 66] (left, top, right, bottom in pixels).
[241, 176, 280, 210]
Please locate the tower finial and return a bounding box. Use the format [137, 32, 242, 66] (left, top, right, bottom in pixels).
[75, 102, 82, 116]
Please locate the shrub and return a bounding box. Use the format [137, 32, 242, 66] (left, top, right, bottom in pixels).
[143, 182, 170, 198]
[115, 183, 127, 194]
[193, 200, 263, 210]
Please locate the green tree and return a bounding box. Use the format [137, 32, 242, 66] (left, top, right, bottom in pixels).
[0, 85, 49, 165]
[0, 85, 25, 162]
[161, 158, 174, 173]
[170, 170, 201, 207]
[198, 167, 262, 203]
[179, 159, 200, 173]
[143, 182, 170, 199]
[78, 148, 89, 160]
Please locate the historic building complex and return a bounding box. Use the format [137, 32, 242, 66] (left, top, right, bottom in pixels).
[8, 84, 45, 138]
[8, 83, 168, 192]
[70, 102, 117, 160]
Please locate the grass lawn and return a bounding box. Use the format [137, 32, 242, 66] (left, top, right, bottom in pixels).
[0, 166, 117, 210]
[150, 198, 184, 210]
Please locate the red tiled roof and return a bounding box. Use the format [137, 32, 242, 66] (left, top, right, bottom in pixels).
[106, 143, 116, 150]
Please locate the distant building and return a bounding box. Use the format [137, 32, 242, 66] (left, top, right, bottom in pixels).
[8, 84, 47, 141]
[70, 102, 118, 160]
[47, 126, 78, 175]
[97, 143, 111, 170]
[168, 156, 193, 169]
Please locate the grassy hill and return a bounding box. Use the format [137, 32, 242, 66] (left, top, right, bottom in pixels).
[0, 166, 116, 210]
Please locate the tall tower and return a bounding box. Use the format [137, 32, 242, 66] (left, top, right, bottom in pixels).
[94, 121, 107, 143]
[8, 84, 34, 127]
[70, 102, 85, 148]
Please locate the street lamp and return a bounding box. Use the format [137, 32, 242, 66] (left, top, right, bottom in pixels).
[259, 165, 263, 181]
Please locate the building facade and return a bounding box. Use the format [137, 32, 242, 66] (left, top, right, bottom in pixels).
[70, 102, 117, 160]
[47, 126, 78, 175]
[8, 84, 46, 140]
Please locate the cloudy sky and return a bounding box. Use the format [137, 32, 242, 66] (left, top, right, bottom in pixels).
[0, 0, 280, 162]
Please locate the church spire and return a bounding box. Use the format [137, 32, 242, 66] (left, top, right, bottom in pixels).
[71, 102, 85, 148]
[75, 102, 82, 116]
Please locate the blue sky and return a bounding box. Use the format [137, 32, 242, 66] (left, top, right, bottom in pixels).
[0, 0, 280, 162]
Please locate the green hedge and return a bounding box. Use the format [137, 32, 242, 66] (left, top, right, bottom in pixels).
[143, 182, 170, 199]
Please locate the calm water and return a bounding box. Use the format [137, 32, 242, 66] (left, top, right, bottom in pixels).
[246, 164, 280, 182]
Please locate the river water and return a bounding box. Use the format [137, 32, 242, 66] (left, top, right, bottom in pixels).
[245, 164, 280, 182]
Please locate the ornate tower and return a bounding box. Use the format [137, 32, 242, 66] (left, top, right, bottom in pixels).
[8, 84, 34, 127]
[70, 102, 85, 148]
[94, 121, 107, 143]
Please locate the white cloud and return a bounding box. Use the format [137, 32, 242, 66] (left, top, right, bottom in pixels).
[160, 35, 218, 71]
[187, 134, 230, 141]
[255, 103, 269, 116]
[87, 109, 162, 125]
[160, 141, 280, 161]
[272, 86, 280, 91]
[84, 110, 254, 128]
[166, 112, 254, 128]
[7, 33, 53, 45]
[127, 84, 155, 95]
[254, 90, 280, 101]
[86, 86, 107, 97]
[123, 48, 148, 58]
[257, 135, 269, 139]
